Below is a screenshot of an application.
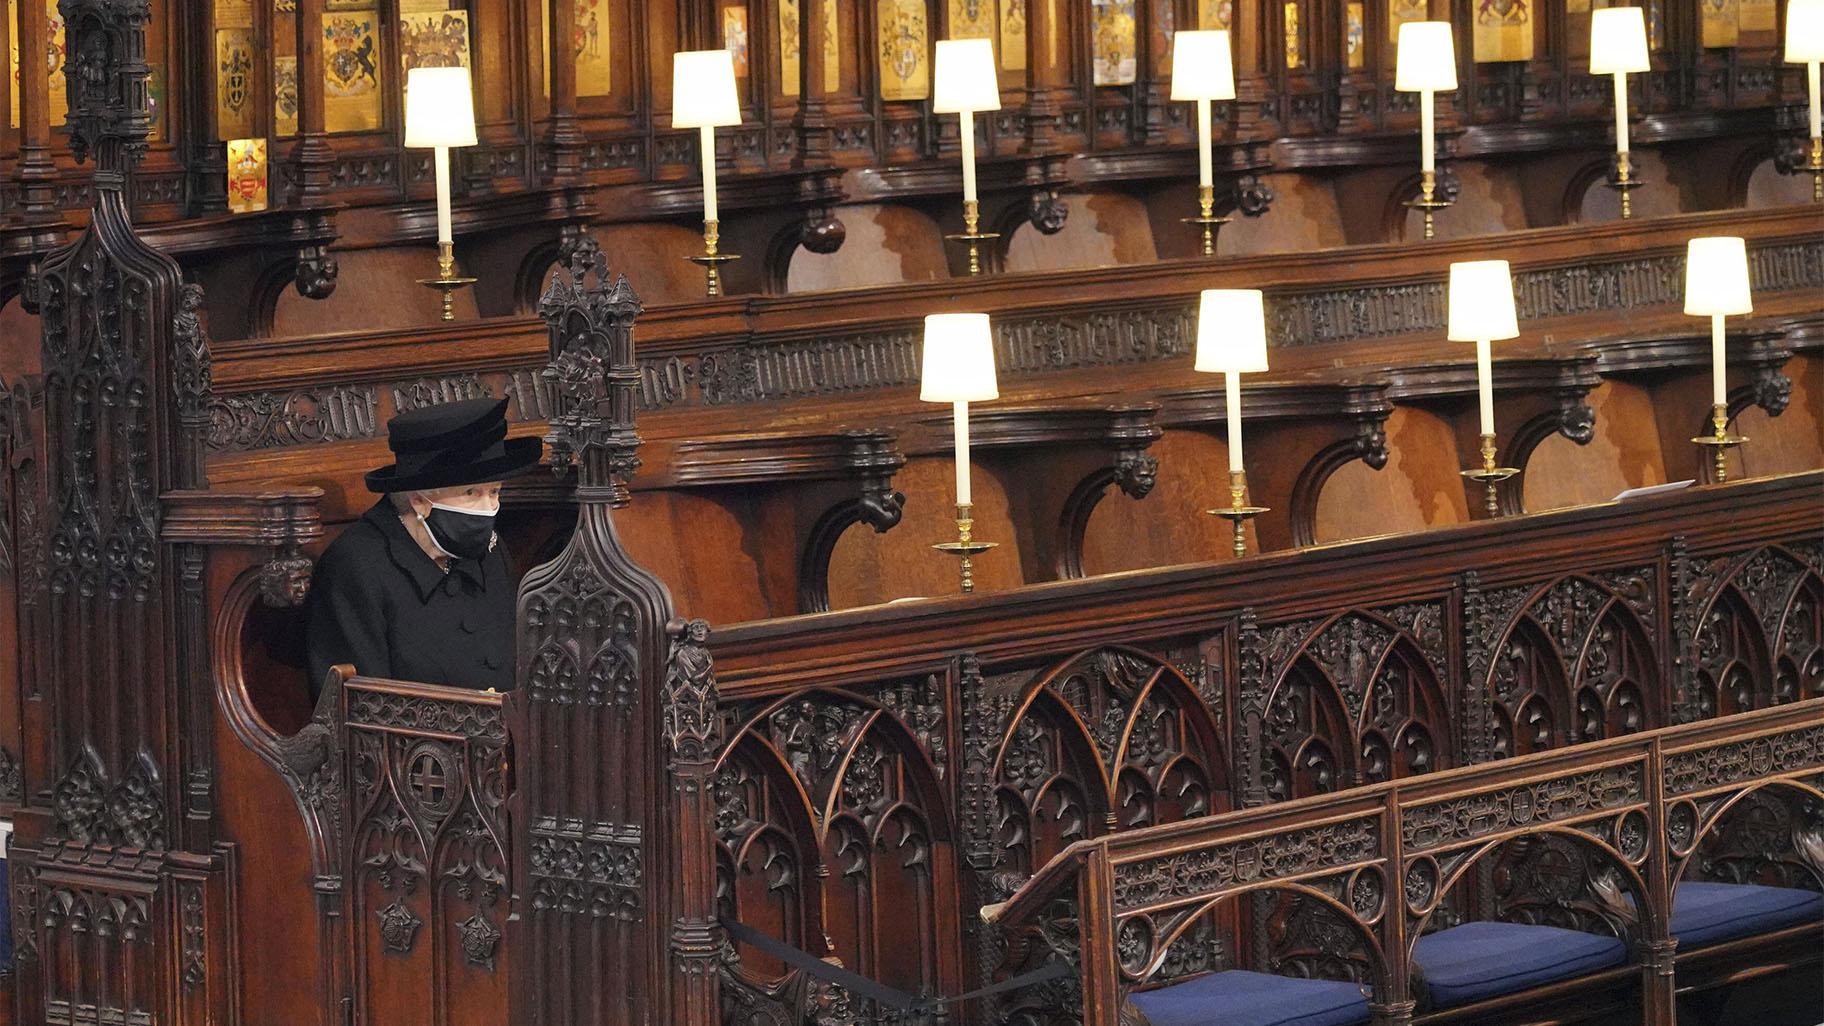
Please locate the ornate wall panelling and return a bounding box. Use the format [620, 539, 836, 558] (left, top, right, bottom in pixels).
[1239, 602, 1451, 803]
[191, 207, 1824, 481]
[1579, 325, 1800, 486]
[341, 675, 510, 1025]
[0, 376, 31, 813]
[1674, 539, 1824, 722]
[990, 699, 1824, 1026]
[712, 669, 964, 1020]
[1460, 565, 1666, 765]
[1383, 355, 1602, 519]
[1151, 377, 1392, 550]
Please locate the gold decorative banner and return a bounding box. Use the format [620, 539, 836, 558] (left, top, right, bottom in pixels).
[147, 62, 166, 140]
[1283, 0, 1302, 68]
[274, 55, 299, 135]
[1092, 0, 1136, 85]
[575, 0, 609, 96]
[400, 9, 469, 71]
[999, 0, 1026, 69]
[7, 0, 19, 129]
[1647, 0, 1665, 47]
[723, 6, 749, 77]
[398, 0, 446, 11]
[1390, 0, 1426, 42]
[1198, 0, 1232, 29]
[1346, 2, 1364, 68]
[1473, 0, 1533, 62]
[215, 0, 253, 28]
[1739, 0, 1775, 33]
[47, 0, 66, 126]
[823, 0, 840, 92]
[216, 28, 256, 139]
[1150, 0, 1172, 73]
[226, 137, 269, 213]
[1700, 0, 1737, 46]
[321, 10, 381, 133]
[877, 0, 928, 101]
[950, 0, 994, 39]
[780, 0, 800, 93]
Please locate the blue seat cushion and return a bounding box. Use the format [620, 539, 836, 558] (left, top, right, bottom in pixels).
[1129, 969, 1370, 1026]
[1412, 921, 1627, 1008]
[1669, 881, 1824, 948]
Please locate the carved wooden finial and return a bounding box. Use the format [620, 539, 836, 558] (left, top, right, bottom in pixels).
[536, 235, 644, 506]
[57, 0, 153, 174]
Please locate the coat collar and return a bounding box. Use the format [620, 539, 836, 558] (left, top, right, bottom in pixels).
[361, 500, 486, 602]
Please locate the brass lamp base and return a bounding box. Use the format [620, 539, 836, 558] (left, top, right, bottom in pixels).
[944, 199, 1001, 276]
[932, 503, 997, 593]
[1690, 404, 1747, 483]
[1403, 169, 1453, 240]
[1606, 152, 1644, 220]
[1206, 471, 1268, 558]
[1460, 432, 1519, 517]
[685, 218, 740, 298]
[416, 242, 477, 322]
[1180, 184, 1230, 258]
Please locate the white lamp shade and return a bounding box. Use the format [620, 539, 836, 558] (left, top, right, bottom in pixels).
[1446, 260, 1519, 342]
[1396, 22, 1459, 92]
[1194, 290, 1270, 373]
[671, 50, 742, 128]
[1788, 0, 1824, 61]
[1684, 237, 1754, 315]
[934, 38, 1002, 113]
[921, 314, 999, 401]
[403, 67, 477, 148]
[1170, 30, 1236, 100]
[1589, 7, 1650, 74]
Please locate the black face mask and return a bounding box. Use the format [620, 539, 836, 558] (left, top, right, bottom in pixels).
[422, 503, 496, 561]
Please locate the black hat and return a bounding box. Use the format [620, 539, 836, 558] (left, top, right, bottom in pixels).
[364, 397, 544, 493]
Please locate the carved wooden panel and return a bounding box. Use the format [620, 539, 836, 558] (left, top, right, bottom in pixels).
[343, 682, 509, 1025]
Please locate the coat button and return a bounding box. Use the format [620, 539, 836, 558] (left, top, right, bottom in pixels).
[459, 617, 478, 634]
[482, 654, 501, 670]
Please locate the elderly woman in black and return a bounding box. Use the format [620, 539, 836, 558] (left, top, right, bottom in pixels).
[305, 397, 542, 695]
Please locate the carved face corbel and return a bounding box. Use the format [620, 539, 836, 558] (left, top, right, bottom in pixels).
[260, 549, 315, 608]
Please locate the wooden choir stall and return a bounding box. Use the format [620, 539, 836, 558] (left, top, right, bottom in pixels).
[0, 1, 1821, 1026]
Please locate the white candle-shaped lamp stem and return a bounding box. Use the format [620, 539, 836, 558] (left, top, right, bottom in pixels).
[1612, 73, 1630, 153]
[953, 401, 973, 505]
[921, 313, 999, 508]
[1447, 259, 1519, 438]
[959, 109, 977, 204]
[1197, 97, 1213, 188]
[1194, 289, 1269, 474]
[699, 125, 719, 222]
[1810, 62, 1823, 141]
[1420, 90, 1435, 173]
[1396, 22, 1458, 177]
[1590, 8, 1649, 156]
[1475, 337, 1495, 435]
[1684, 237, 1753, 409]
[432, 145, 453, 246]
[1224, 371, 1244, 472]
[1709, 315, 1727, 406]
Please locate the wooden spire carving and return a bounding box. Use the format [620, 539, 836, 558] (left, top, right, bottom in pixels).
[509, 236, 722, 1026]
[12, 0, 226, 1022]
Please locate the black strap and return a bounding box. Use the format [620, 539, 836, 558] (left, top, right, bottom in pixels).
[720, 918, 1072, 1011]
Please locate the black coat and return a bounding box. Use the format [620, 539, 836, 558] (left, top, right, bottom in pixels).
[304, 500, 517, 696]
